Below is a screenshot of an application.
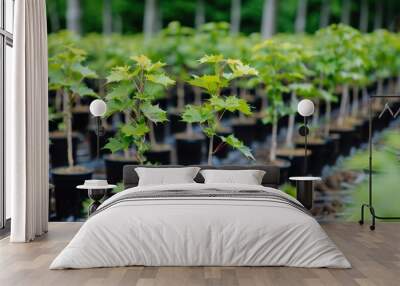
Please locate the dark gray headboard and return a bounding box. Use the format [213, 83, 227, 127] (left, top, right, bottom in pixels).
[123, 165, 280, 189]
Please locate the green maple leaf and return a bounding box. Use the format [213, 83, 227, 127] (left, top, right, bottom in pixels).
[131, 55, 152, 70]
[71, 63, 98, 79]
[103, 137, 127, 153]
[121, 122, 150, 137]
[209, 96, 252, 115]
[225, 96, 252, 115]
[219, 135, 255, 160]
[228, 61, 259, 78]
[70, 84, 97, 97]
[181, 105, 213, 124]
[106, 66, 132, 83]
[141, 102, 168, 123]
[106, 82, 134, 101]
[148, 61, 166, 72]
[199, 54, 224, 64]
[146, 73, 175, 87]
[188, 75, 226, 95]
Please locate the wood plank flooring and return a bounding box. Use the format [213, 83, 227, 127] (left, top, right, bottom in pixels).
[0, 222, 399, 286]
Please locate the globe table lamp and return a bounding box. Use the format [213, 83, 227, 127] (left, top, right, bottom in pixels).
[89, 99, 107, 159]
[297, 99, 315, 175]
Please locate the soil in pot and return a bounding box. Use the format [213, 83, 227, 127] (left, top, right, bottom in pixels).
[49, 131, 80, 168]
[276, 148, 312, 178]
[72, 105, 90, 134]
[145, 144, 172, 165]
[51, 166, 93, 220]
[168, 109, 187, 134]
[175, 132, 204, 165]
[88, 127, 115, 159]
[104, 155, 138, 184]
[232, 117, 257, 147]
[295, 137, 328, 176]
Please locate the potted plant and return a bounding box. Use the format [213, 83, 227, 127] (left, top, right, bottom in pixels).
[252, 40, 308, 179]
[48, 44, 98, 220]
[149, 22, 199, 134]
[315, 24, 365, 156]
[104, 55, 175, 182]
[181, 55, 258, 165]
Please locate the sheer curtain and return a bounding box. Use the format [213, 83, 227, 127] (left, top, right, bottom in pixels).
[8, 0, 49, 242]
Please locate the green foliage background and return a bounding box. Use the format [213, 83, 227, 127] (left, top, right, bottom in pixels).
[47, 0, 395, 35]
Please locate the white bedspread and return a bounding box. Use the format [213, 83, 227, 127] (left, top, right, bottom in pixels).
[50, 183, 351, 269]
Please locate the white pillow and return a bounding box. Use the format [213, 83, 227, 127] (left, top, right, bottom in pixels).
[135, 167, 200, 186]
[200, 169, 266, 185]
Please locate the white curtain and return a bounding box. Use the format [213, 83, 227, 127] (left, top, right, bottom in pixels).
[8, 0, 49, 242]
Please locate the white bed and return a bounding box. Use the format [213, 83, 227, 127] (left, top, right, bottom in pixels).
[50, 183, 351, 269]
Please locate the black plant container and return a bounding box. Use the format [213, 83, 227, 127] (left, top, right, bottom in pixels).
[145, 145, 172, 165]
[175, 133, 204, 165]
[232, 118, 256, 147]
[255, 117, 272, 142]
[153, 123, 166, 143]
[49, 132, 79, 168]
[253, 97, 263, 113]
[360, 118, 370, 142]
[330, 127, 356, 156]
[296, 139, 328, 176]
[51, 167, 93, 220]
[105, 156, 138, 184]
[277, 149, 312, 178]
[168, 110, 186, 134]
[49, 117, 63, 132]
[324, 134, 341, 165]
[72, 107, 90, 134]
[278, 115, 289, 129]
[88, 128, 115, 159]
[275, 158, 291, 185]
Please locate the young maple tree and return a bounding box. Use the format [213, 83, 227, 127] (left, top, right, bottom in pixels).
[181, 55, 258, 165]
[104, 55, 175, 164]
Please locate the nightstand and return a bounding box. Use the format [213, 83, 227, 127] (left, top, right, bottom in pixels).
[289, 177, 321, 210]
[77, 180, 116, 216]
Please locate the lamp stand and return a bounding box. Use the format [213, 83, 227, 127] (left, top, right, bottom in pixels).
[298, 116, 309, 176]
[95, 117, 105, 160]
[304, 116, 308, 176]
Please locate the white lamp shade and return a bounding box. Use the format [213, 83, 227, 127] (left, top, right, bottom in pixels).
[89, 99, 107, 117]
[297, 99, 315, 117]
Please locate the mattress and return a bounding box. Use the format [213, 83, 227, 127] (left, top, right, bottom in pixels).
[50, 183, 350, 269]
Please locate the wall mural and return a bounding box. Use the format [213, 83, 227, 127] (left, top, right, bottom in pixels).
[47, 23, 400, 222]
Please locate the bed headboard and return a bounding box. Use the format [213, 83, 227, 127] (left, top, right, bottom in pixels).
[123, 165, 280, 190]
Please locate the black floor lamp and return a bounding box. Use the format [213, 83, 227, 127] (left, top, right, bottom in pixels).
[89, 99, 107, 159]
[297, 99, 315, 176]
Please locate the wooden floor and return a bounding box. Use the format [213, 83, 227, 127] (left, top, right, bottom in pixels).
[0, 222, 399, 286]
